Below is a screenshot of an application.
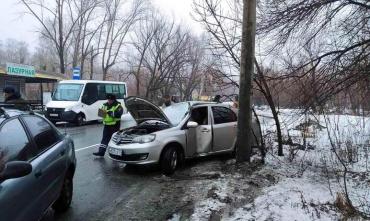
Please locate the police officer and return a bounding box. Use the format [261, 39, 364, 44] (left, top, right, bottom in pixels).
[93, 94, 123, 157]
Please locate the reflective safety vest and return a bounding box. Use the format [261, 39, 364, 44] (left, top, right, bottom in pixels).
[102, 103, 121, 125]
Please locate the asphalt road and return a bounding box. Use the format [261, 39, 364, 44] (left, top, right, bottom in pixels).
[54, 119, 162, 221]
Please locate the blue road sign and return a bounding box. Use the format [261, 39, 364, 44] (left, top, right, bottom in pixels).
[73, 67, 81, 80]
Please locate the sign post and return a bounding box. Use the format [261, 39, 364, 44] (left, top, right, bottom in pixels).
[6, 63, 35, 77]
[73, 67, 81, 80]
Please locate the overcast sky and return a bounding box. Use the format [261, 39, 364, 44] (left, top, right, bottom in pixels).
[0, 0, 203, 50]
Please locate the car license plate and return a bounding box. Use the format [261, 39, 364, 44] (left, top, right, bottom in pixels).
[50, 113, 58, 117]
[109, 147, 122, 156]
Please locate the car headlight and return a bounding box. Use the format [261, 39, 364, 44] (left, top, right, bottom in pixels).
[132, 134, 156, 144]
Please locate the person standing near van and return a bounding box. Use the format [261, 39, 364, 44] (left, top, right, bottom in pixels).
[93, 94, 123, 157]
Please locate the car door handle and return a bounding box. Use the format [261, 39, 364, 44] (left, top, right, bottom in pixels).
[35, 170, 43, 178]
[60, 149, 66, 156]
[201, 128, 210, 133]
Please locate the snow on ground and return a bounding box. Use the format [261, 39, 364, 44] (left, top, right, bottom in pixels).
[177, 106, 370, 221]
[229, 177, 339, 221]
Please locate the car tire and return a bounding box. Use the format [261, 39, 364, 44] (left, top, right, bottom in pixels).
[75, 113, 84, 126]
[53, 174, 73, 213]
[160, 147, 178, 176]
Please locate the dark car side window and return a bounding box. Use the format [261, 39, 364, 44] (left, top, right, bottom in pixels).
[190, 107, 208, 125]
[22, 116, 61, 154]
[212, 106, 237, 124]
[82, 83, 99, 105]
[0, 119, 34, 172]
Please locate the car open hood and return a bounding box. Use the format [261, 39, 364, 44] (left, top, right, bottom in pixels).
[124, 97, 171, 125]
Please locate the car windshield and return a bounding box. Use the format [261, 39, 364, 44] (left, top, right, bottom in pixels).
[52, 84, 83, 101]
[163, 102, 190, 126]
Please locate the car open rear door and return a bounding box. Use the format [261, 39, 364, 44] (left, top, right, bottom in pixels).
[211, 106, 237, 152]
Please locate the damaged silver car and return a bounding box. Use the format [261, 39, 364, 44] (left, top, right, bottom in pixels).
[108, 97, 260, 175]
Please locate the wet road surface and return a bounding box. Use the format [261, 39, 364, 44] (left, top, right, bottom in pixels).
[52, 117, 241, 221]
[54, 119, 162, 221]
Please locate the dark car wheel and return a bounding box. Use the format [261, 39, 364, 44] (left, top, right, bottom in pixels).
[160, 147, 178, 176]
[75, 114, 84, 126]
[53, 174, 73, 213]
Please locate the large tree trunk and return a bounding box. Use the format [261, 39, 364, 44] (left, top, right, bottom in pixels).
[90, 47, 94, 80]
[59, 51, 66, 75]
[236, 0, 256, 163]
[57, 0, 65, 75]
[80, 59, 85, 80]
[103, 69, 108, 81]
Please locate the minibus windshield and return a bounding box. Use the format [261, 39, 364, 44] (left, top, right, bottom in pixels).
[52, 84, 84, 101]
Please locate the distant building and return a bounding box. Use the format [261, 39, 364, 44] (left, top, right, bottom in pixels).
[0, 62, 67, 105]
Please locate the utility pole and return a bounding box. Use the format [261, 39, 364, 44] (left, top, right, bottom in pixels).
[235, 0, 256, 163]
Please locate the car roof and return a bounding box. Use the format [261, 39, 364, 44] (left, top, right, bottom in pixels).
[172, 101, 233, 108]
[188, 101, 231, 107]
[59, 80, 126, 84]
[0, 107, 35, 123]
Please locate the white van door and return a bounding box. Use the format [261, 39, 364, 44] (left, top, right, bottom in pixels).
[81, 83, 104, 121]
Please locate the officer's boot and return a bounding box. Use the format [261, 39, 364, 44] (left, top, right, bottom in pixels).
[93, 144, 106, 157]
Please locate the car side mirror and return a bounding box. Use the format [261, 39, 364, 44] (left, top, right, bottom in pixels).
[0, 161, 32, 182]
[187, 121, 199, 128]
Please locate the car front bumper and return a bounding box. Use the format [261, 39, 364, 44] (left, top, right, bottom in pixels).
[107, 140, 162, 165]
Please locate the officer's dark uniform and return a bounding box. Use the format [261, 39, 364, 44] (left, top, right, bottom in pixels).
[93, 94, 123, 156]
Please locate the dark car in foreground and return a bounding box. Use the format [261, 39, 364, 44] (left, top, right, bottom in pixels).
[0, 106, 76, 221]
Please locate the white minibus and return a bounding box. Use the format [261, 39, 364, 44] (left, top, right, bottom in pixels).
[46, 80, 127, 125]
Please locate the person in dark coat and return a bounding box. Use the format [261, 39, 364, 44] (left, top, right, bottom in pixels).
[3, 87, 24, 103]
[213, 95, 221, 103]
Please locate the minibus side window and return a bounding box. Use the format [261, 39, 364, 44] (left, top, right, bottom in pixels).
[82, 83, 98, 105]
[118, 85, 126, 98]
[97, 84, 107, 100]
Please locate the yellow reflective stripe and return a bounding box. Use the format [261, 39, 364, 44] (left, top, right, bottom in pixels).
[102, 103, 121, 125]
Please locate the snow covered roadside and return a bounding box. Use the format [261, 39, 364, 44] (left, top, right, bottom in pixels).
[171, 107, 369, 221]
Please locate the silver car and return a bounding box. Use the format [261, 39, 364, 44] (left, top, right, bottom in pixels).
[108, 97, 259, 175]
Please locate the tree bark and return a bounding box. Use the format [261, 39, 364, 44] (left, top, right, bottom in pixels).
[59, 51, 66, 75]
[136, 75, 140, 96]
[236, 0, 256, 163]
[254, 61, 284, 156]
[90, 47, 94, 80]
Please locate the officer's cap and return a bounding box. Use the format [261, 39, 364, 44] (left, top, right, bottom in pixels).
[106, 93, 116, 100]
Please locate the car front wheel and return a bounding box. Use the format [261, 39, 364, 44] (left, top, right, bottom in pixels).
[75, 114, 84, 126]
[160, 147, 178, 176]
[53, 174, 73, 213]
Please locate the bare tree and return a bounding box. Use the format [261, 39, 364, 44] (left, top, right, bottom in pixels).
[258, 0, 370, 110]
[136, 17, 190, 100]
[193, 0, 284, 157]
[31, 36, 59, 72]
[69, 0, 103, 79]
[175, 37, 205, 101]
[21, 0, 96, 74]
[3, 39, 30, 64]
[100, 0, 145, 80]
[130, 10, 160, 96]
